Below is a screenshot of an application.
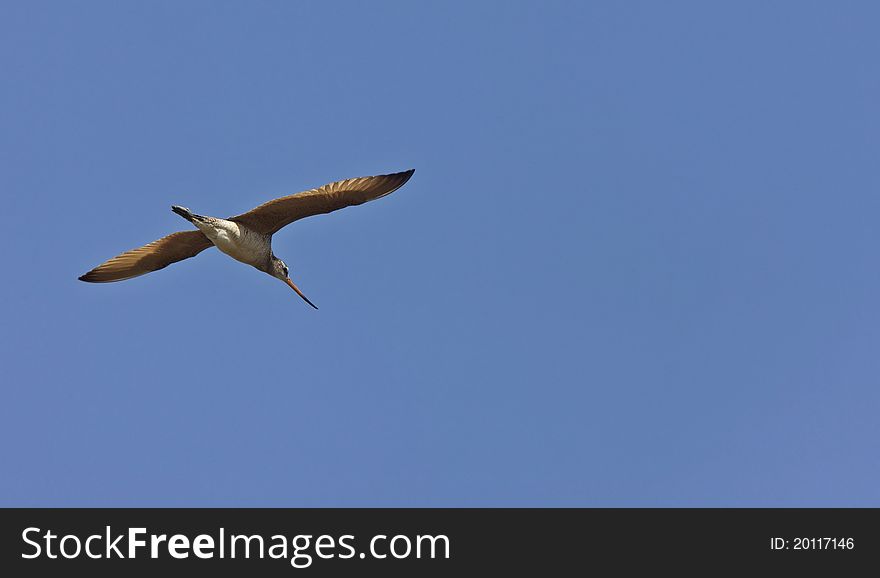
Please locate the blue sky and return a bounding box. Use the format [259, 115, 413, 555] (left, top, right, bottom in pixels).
[2, 1, 878, 506]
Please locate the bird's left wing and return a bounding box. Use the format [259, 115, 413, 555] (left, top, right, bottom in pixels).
[79, 230, 213, 283]
[229, 169, 414, 235]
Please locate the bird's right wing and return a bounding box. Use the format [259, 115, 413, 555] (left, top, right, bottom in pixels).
[229, 169, 415, 235]
[79, 230, 213, 283]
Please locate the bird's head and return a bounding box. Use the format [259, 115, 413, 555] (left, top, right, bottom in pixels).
[270, 255, 318, 309]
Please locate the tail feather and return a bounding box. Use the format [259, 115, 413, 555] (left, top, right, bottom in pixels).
[172, 205, 194, 223]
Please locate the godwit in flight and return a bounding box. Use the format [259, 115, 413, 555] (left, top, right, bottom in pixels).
[79, 169, 415, 308]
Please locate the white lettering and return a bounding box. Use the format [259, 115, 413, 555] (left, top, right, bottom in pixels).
[128, 528, 146, 558]
[21, 528, 41, 559]
[168, 534, 190, 559]
[193, 535, 214, 559]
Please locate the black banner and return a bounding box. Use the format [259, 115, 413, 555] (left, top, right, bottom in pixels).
[2, 509, 876, 574]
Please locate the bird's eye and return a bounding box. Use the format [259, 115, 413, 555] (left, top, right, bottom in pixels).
[283, 267, 289, 277]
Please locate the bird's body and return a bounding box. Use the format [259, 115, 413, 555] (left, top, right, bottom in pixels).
[175, 208, 272, 271]
[80, 170, 415, 308]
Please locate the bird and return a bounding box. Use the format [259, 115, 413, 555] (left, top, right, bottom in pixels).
[79, 169, 415, 308]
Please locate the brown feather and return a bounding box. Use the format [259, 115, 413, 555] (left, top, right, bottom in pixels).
[79, 230, 213, 283]
[229, 169, 414, 235]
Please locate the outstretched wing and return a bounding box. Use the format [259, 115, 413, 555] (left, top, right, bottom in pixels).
[229, 169, 414, 235]
[79, 230, 213, 283]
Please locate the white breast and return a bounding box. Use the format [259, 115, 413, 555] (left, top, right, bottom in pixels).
[195, 218, 269, 267]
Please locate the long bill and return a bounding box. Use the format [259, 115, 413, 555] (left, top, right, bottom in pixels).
[285, 277, 319, 309]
